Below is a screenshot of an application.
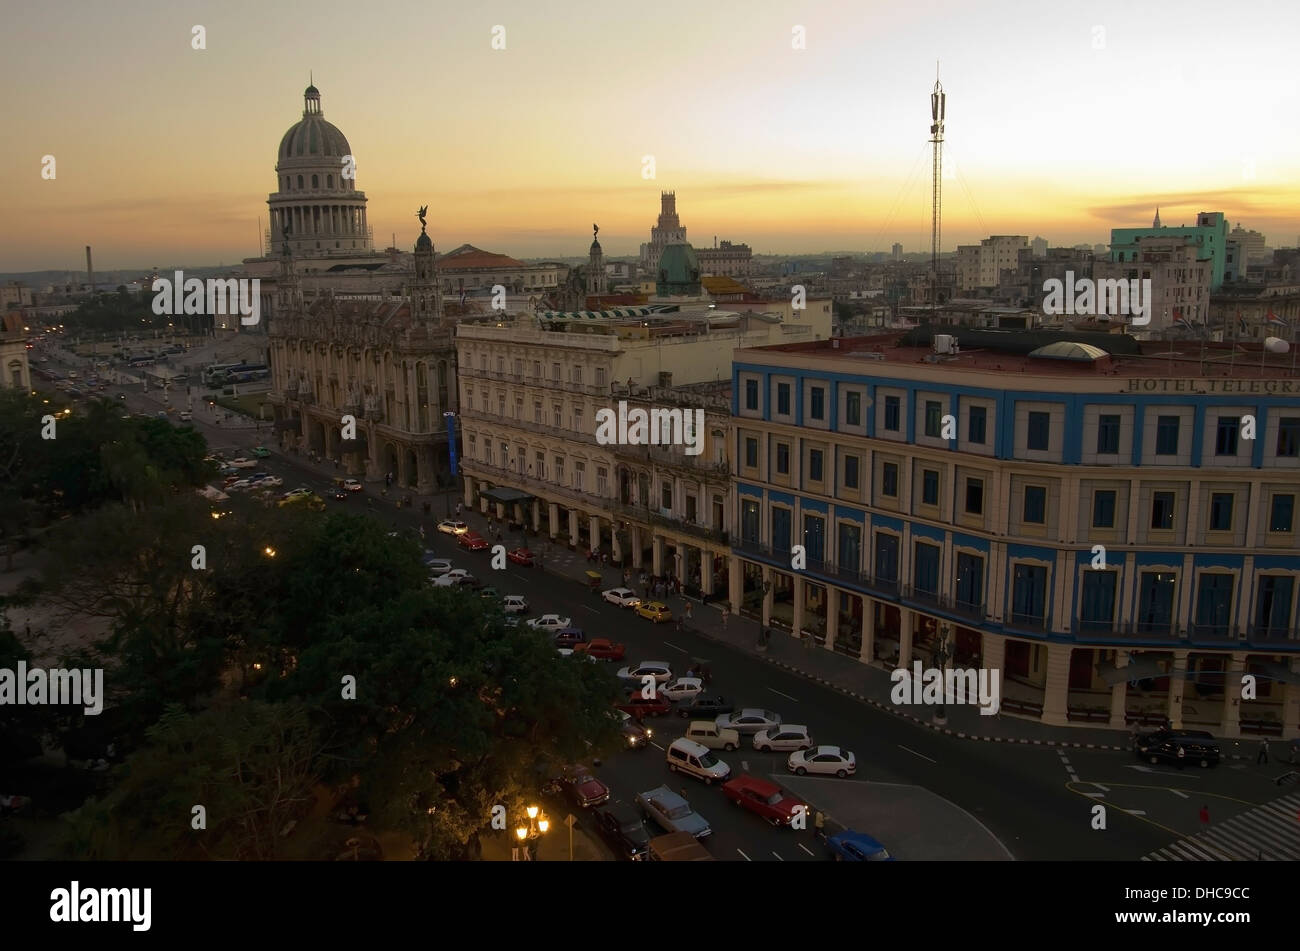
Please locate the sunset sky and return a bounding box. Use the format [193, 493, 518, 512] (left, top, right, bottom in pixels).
[4, 0, 1299, 271]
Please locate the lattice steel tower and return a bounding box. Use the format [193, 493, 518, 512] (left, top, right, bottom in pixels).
[929, 67, 946, 305]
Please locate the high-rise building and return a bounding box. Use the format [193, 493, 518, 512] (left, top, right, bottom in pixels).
[639, 191, 687, 275]
[1094, 236, 1211, 332]
[1111, 211, 1228, 290]
[1031, 236, 1048, 257]
[892, 243, 903, 262]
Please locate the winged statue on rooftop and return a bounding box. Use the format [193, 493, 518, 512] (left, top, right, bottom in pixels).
[417, 206, 428, 232]
[593, 223, 599, 238]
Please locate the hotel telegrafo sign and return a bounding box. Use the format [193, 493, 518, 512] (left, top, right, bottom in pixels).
[1125, 378, 1298, 394]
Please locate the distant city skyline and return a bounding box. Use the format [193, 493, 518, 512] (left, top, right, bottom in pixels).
[5, 0, 1298, 271]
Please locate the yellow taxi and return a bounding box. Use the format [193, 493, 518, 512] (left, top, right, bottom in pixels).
[634, 601, 672, 624]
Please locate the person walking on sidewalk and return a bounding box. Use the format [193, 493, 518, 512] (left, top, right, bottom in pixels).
[684, 601, 692, 624]
[1257, 739, 1270, 765]
[455, 501, 462, 518]
[1198, 804, 1210, 829]
[720, 604, 729, 629]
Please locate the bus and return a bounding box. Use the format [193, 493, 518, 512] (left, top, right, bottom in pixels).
[202, 363, 243, 385]
[212, 364, 268, 385]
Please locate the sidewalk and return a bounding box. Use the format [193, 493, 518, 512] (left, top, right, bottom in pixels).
[444, 505, 1190, 756]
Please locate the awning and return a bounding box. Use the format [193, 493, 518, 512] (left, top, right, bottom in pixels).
[482, 487, 533, 504]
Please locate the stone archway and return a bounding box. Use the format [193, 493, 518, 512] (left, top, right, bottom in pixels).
[404, 448, 419, 488]
[382, 442, 400, 482]
[308, 419, 326, 454]
[346, 430, 368, 478]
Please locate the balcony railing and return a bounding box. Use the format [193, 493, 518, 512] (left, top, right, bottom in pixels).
[612, 500, 727, 545]
[1247, 624, 1300, 644]
[614, 443, 731, 478]
[898, 585, 986, 621]
[1069, 620, 1179, 641]
[463, 459, 604, 510]
[1005, 611, 1047, 633]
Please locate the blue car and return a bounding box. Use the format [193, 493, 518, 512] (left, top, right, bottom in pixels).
[827, 830, 895, 861]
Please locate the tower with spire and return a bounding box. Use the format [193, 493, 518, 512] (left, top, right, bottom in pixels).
[586, 223, 608, 296]
[410, 208, 442, 323]
[1153, 207, 1162, 228]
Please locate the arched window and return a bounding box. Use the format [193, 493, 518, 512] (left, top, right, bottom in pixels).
[283, 176, 289, 190]
[297, 175, 304, 189]
[326, 174, 333, 188]
[311, 174, 319, 188]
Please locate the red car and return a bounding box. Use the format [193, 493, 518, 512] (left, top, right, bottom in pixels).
[458, 531, 489, 551]
[574, 638, 626, 661]
[507, 547, 534, 566]
[722, 774, 806, 827]
[557, 764, 610, 809]
[615, 694, 672, 719]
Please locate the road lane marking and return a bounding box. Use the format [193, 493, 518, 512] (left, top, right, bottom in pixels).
[767, 687, 799, 702]
[512, 573, 529, 583]
[898, 744, 936, 763]
[580, 605, 599, 614]
[797, 843, 815, 857]
[662, 641, 687, 653]
[650, 742, 665, 751]
[737, 849, 751, 861]
[1170, 789, 1189, 798]
[772, 851, 784, 861]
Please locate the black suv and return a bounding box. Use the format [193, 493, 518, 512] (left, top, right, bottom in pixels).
[593, 802, 651, 861]
[1135, 729, 1219, 768]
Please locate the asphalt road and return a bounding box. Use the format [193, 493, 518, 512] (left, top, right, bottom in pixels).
[39, 351, 1295, 862]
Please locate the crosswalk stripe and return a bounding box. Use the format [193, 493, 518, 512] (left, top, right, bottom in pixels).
[1141, 792, 1300, 861]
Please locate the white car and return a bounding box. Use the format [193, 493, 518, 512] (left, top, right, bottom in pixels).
[788, 745, 856, 778]
[716, 709, 782, 736]
[659, 677, 704, 702]
[254, 475, 283, 488]
[179, 411, 193, 422]
[526, 614, 572, 632]
[753, 725, 813, 752]
[437, 520, 469, 535]
[433, 569, 473, 587]
[502, 595, 529, 615]
[343, 479, 363, 492]
[226, 479, 256, 492]
[602, 587, 641, 608]
[616, 662, 673, 684]
[425, 558, 453, 577]
[228, 457, 256, 468]
[281, 487, 312, 500]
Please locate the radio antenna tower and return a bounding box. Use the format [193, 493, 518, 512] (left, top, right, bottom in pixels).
[929, 63, 946, 307]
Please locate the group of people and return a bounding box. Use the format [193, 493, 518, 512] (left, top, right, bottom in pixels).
[639, 572, 681, 600]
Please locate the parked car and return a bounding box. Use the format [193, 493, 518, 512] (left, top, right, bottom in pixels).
[557, 764, 610, 809]
[722, 774, 806, 826]
[553, 627, 587, 649]
[424, 557, 453, 577]
[827, 830, 895, 861]
[616, 693, 672, 719]
[432, 568, 474, 587]
[457, 530, 489, 551]
[526, 614, 573, 632]
[647, 832, 715, 861]
[716, 709, 781, 736]
[684, 721, 740, 752]
[226, 479, 256, 492]
[437, 519, 468, 535]
[788, 745, 856, 777]
[501, 595, 529, 614]
[753, 725, 813, 753]
[636, 786, 711, 839]
[614, 710, 651, 749]
[666, 738, 731, 785]
[602, 587, 641, 608]
[329, 487, 348, 501]
[254, 475, 283, 488]
[343, 478, 362, 492]
[506, 547, 534, 566]
[616, 662, 672, 684]
[251, 446, 272, 458]
[677, 694, 734, 719]
[659, 677, 704, 703]
[634, 601, 672, 623]
[228, 457, 256, 468]
[1135, 732, 1220, 769]
[573, 638, 625, 661]
[178, 411, 192, 422]
[593, 802, 652, 860]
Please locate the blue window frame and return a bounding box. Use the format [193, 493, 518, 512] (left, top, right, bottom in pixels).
[1097, 414, 1120, 455]
[881, 462, 898, 497]
[1027, 411, 1050, 451]
[1079, 571, 1117, 631]
[1092, 490, 1116, 528]
[1011, 564, 1047, 624]
[1208, 492, 1233, 532]
[771, 508, 791, 553]
[921, 469, 939, 506]
[744, 378, 758, 410]
[968, 405, 987, 444]
[1278, 417, 1300, 457]
[1138, 572, 1176, 633]
[1023, 485, 1046, 524]
[809, 386, 825, 420]
[808, 449, 824, 482]
[837, 522, 861, 573]
[955, 552, 983, 610]
[776, 383, 791, 416]
[884, 395, 900, 432]
[1256, 576, 1294, 635]
[1195, 573, 1234, 634]
[1270, 493, 1295, 532]
[924, 401, 942, 438]
[874, 533, 899, 582]
[741, 499, 760, 543]
[845, 391, 862, 427]
[1215, 416, 1239, 456]
[803, 514, 825, 564]
[914, 542, 940, 595]
[1155, 415, 1179, 455]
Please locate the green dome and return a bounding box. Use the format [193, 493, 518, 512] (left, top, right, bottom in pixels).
[415, 231, 433, 250]
[656, 241, 701, 295]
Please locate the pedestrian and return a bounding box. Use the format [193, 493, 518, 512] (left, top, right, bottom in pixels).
[813, 810, 825, 837]
[676, 614, 684, 632]
[640, 572, 647, 589]
[684, 601, 692, 623]
[1257, 739, 1269, 765]
[1198, 804, 1210, 828]
[456, 501, 462, 517]
[721, 604, 729, 629]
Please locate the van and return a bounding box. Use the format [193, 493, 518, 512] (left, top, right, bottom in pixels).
[648, 832, 715, 861]
[666, 738, 731, 785]
[685, 720, 740, 752]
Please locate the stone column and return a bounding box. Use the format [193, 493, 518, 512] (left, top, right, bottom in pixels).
[532, 498, 540, 532]
[859, 596, 875, 663]
[514, 502, 524, 527]
[761, 565, 773, 627]
[825, 587, 839, 652]
[611, 529, 623, 564]
[1167, 650, 1189, 729]
[652, 536, 664, 576]
[630, 526, 643, 568]
[898, 608, 914, 667]
[982, 631, 1006, 684]
[1221, 653, 1246, 739]
[463, 475, 474, 508]
[1040, 642, 1073, 726]
[589, 515, 601, 553]
[728, 556, 742, 614]
[1109, 650, 1129, 729]
[701, 553, 715, 596]
[792, 575, 805, 636]
[676, 545, 689, 587]
[568, 509, 580, 548]
[548, 502, 560, 539]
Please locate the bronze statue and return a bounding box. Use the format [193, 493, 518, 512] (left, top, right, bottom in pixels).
[417, 205, 428, 232]
[593, 222, 599, 239]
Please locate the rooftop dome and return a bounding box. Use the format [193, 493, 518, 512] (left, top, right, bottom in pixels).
[656, 241, 701, 295]
[415, 231, 433, 251]
[1028, 341, 1109, 362]
[278, 85, 352, 161]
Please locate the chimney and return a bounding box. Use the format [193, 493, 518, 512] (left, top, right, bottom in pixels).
[86, 246, 94, 292]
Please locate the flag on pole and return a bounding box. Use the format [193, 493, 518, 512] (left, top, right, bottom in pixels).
[459, 291, 467, 307]
[1172, 310, 1193, 331]
[1237, 311, 1247, 335]
[1266, 311, 1291, 331]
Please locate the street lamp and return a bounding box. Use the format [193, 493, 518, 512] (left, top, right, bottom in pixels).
[515, 805, 549, 860]
[935, 622, 953, 723]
